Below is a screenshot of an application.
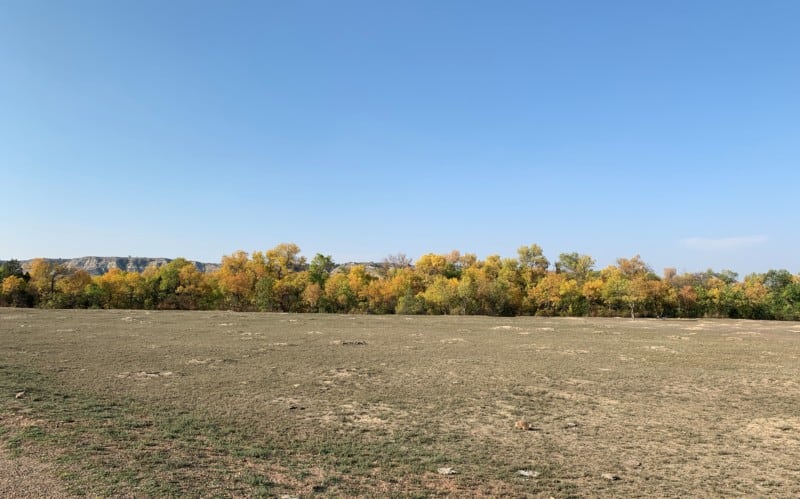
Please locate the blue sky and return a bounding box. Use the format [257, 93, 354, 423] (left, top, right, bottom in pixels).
[2, 0, 798, 277]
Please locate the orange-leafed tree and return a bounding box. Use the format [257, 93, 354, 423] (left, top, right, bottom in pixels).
[217, 251, 256, 311]
[28, 258, 71, 306]
[56, 270, 92, 308]
[2, 276, 33, 307]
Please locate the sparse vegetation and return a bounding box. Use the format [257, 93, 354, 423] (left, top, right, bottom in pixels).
[2, 309, 800, 496]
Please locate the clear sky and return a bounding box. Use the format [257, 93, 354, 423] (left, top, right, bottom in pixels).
[2, 0, 798, 277]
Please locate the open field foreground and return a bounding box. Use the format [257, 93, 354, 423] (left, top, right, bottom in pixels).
[2, 310, 800, 497]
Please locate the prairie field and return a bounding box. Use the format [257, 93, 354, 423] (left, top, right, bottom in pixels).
[2, 309, 800, 497]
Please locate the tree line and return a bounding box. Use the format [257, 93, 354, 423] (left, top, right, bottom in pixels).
[2, 243, 799, 320]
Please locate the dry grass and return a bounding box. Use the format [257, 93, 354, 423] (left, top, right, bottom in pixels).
[2, 309, 800, 497]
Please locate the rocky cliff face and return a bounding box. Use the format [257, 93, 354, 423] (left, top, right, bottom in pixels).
[15, 257, 220, 276]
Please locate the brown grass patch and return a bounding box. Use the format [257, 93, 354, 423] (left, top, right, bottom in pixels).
[2, 310, 800, 496]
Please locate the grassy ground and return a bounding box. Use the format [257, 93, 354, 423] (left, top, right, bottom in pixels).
[2, 309, 800, 497]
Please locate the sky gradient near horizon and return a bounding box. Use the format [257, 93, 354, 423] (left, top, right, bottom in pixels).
[2, 1, 799, 278]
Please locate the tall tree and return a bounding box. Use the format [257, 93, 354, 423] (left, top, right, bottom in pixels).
[309, 253, 335, 286]
[217, 251, 256, 311]
[265, 243, 306, 279]
[382, 253, 412, 273]
[28, 259, 72, 306]
[517, 244, 549, 285]
[415, 253, 460, 279]
[555, 252, 595, 283]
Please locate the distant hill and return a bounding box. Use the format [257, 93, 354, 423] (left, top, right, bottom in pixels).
[13, 257, 221, 276]
[5, 257, 394, 277]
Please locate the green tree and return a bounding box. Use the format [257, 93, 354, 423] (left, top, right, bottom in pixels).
[517, 244, 549, 286]
[324, 272, 356, 313]
[274, 271, 309, 312]
[555, 252, 596, 284]
[456, 267, 482, 315]
[762, 270, 800, 320]
[309, 253, 335, 286]
[0, 259, 26, 281]
[395, 292, 425, 315]
[763, 269, 793, 293]
[253, 276, 278, 311]
[421, 276, 459, 314]
[778, 277, 800, 320]
[606, 256, 663, 318]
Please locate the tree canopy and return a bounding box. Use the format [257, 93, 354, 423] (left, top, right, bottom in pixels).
[2, 245, 799, 320]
